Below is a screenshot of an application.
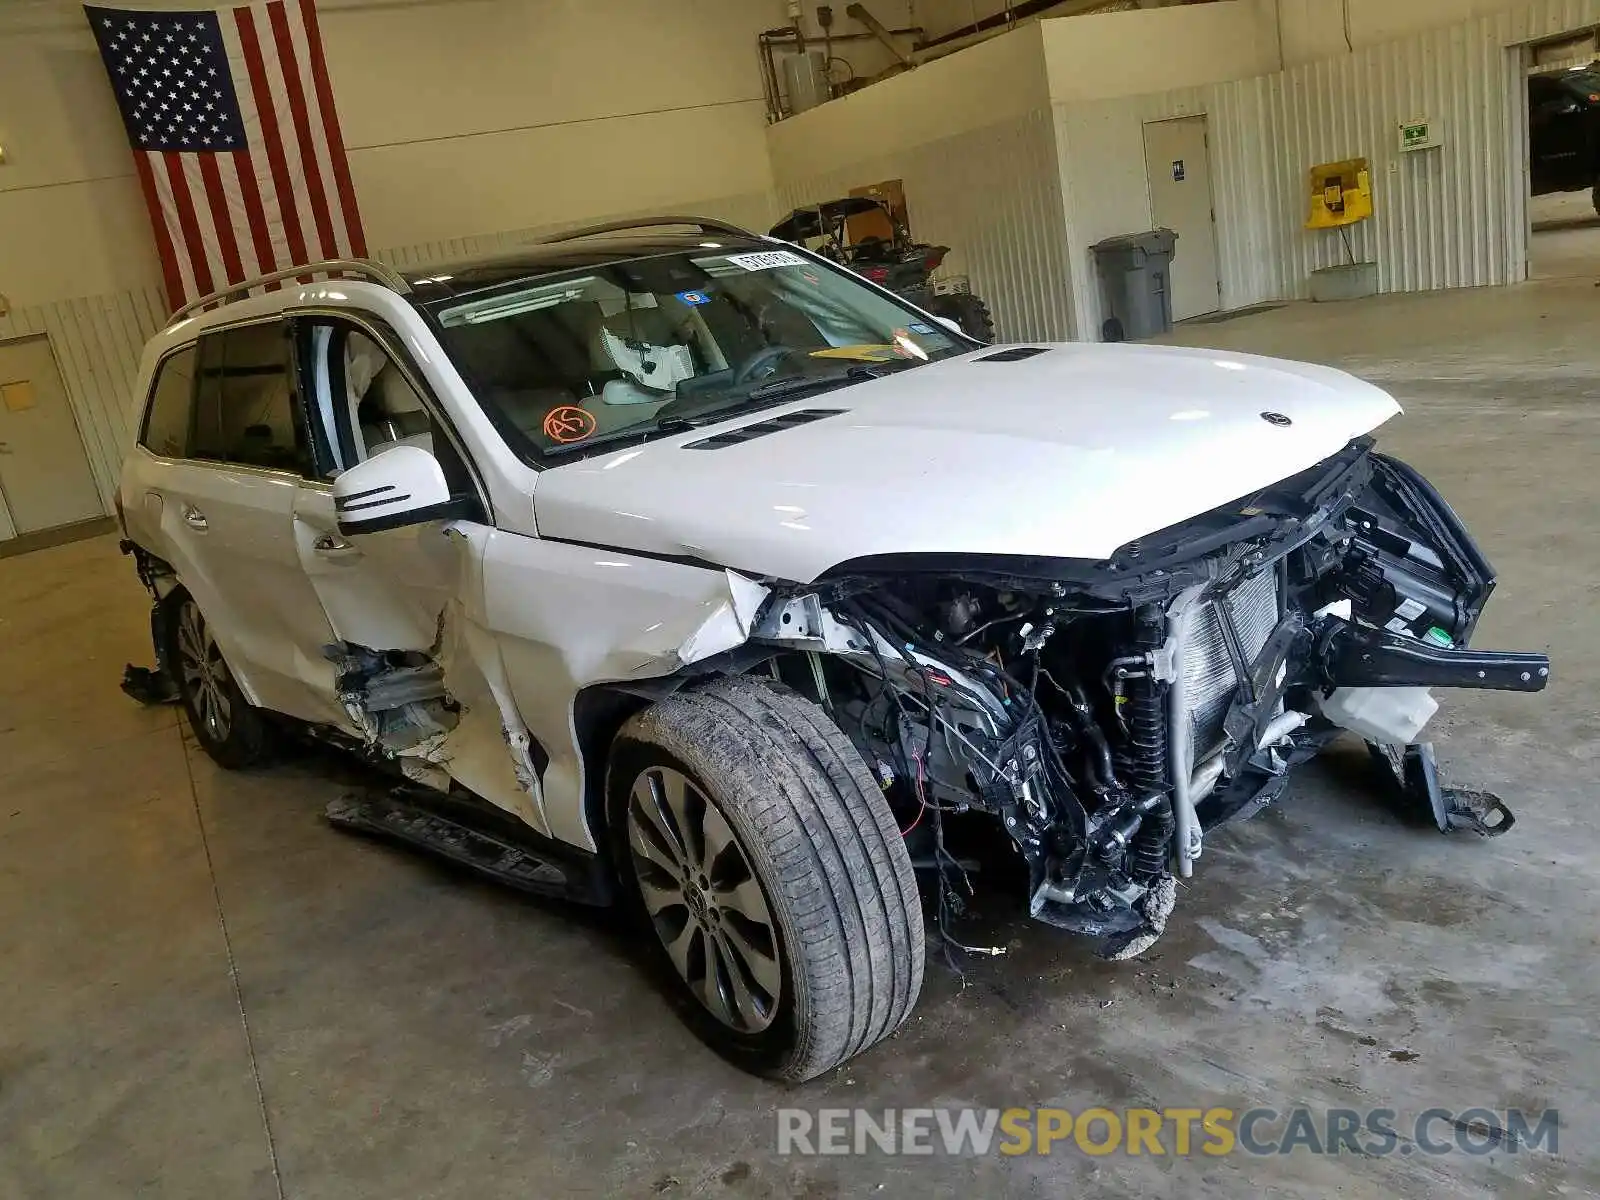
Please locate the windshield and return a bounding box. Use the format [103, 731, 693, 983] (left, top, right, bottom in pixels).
[426, 246, 968, 461]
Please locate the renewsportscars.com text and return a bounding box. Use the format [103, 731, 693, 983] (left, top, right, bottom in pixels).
[775, 1106, 1559, 1158]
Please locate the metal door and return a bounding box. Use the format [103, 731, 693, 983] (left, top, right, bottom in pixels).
[0, 336, 105, 535]
[1142, 116, 1222, 322]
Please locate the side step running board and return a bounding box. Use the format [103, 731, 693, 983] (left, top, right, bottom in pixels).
[325, 788, 612, 906]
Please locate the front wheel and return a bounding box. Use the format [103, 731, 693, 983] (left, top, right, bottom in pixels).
[608, 676, 924, 1082]
[163, 593, 277, 770]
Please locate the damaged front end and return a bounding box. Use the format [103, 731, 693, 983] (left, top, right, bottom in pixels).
[749, 438, 1549, 958]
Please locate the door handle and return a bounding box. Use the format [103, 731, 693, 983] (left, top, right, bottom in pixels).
[182, 505, 208, 532]
[313, 533, 361, 559]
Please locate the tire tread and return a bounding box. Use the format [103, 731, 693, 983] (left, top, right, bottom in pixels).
[617, 675, 923, 1081]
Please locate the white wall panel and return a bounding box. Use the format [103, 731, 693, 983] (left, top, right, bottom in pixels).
[373, 190, 782, 272]
[773, 111, 1075, 343]
[0, 285, 168, 535]
[1057, 0, 1600, 340]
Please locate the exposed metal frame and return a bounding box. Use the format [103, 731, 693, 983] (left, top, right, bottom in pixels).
[169, 259, 411, 325]
[536, 216, 763, 245]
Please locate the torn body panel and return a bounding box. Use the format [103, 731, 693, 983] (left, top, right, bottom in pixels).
[479, 530, 774, 851]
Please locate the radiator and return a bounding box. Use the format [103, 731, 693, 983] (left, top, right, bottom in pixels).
[1182, 569, 1279, 758]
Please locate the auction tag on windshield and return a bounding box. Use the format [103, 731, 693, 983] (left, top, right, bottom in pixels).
[727, 249, 807, 271]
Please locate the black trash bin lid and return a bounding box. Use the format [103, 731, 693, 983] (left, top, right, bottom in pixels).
[1091, 228, 1178, 258]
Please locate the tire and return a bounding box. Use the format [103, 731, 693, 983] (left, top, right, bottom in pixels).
[607, 675, 924, 1082]
[927, 292, 996, 343]
[163, 592, 277, 770]
[1592, 183, 1600, 217]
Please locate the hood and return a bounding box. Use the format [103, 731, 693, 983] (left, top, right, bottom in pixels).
[533, 342, 1401, 583]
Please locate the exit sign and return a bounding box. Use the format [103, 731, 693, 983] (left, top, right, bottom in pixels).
[1398, 118, 1440, 152]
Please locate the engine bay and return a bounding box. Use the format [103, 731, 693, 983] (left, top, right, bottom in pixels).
[747, 439, 1549, 958]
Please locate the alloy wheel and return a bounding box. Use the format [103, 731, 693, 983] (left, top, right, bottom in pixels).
[176, 600, 233, 743]
[626, 766, 782, 1033]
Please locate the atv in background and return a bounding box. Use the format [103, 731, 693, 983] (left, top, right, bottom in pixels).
[1528, 65, 1600, 214]
[769, 197, 997, 342]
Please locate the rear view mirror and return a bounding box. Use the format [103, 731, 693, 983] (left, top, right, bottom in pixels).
[333, 445, 475, 535]
[933, 316, 963, 335]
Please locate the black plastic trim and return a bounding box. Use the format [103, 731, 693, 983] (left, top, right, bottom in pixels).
[337, 497, 476, 536]
[683, 407, 846, 449]
[975, 346, 1048, 362]
[335, 483, 397, 508]
[339, 492, 412, 513]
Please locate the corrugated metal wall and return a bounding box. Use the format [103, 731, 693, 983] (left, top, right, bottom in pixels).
[1058, 0, 1600, 340]
[0, 285, 169, 538]
[13, 0, 1600, 538]
[372, 189, 781, 272]
[773, 110, 1076, 343]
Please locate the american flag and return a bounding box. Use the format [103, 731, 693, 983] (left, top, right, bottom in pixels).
[86, 1, 366, 311]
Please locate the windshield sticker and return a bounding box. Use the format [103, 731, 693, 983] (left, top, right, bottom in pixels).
[907, 321, 935, 334]
[543, 405, 597, 444]
[676, 289, 712, 306]
[727, 249, 807, 272]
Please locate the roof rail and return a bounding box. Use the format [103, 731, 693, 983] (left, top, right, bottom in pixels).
[169, 258, 410, 324]
[536, 215, 762, 245]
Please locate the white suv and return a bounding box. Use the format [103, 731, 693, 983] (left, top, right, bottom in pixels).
[118, 217, 1548, 1081]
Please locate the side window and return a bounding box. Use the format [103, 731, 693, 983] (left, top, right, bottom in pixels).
[301, 318, 433, 477]
[190, 321, 313, 475]
[139, 344, 199, 457]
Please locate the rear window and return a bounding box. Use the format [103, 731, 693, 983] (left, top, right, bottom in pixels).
[139, 344, 199, 457]
[191, 322, 312, 474]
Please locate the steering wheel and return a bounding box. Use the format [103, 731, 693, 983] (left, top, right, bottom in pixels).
[731, 344, 802, 386]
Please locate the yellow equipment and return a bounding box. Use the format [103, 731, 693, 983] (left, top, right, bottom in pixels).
[1306, 158, 1373, 229]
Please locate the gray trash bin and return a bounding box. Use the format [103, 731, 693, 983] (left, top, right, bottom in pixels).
[1091, 229, 1178, 342]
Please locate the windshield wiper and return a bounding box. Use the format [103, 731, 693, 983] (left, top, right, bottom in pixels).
[539, 415, 700, 458]
[539, 362, 918, 459]
[744, 360, 916, 403]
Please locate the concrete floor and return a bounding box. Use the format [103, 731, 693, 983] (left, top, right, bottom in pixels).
[3, 278, 1599, 1199]
[1528, 190, 1600, 280]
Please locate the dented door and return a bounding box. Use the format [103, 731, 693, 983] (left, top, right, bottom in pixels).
[291, 488, 557, 832]
[291, 483, 463, 652]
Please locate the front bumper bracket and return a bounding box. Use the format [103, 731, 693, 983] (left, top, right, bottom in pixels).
[1324, 621, 1550, 692]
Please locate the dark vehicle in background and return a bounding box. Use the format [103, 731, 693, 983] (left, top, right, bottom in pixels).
[1529, 66, 1600, 213]
[769, 197, 996, 342]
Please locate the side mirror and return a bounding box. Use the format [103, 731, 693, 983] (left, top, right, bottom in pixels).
[333, 445, 474, 536]
[933, 316, 964, 335]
